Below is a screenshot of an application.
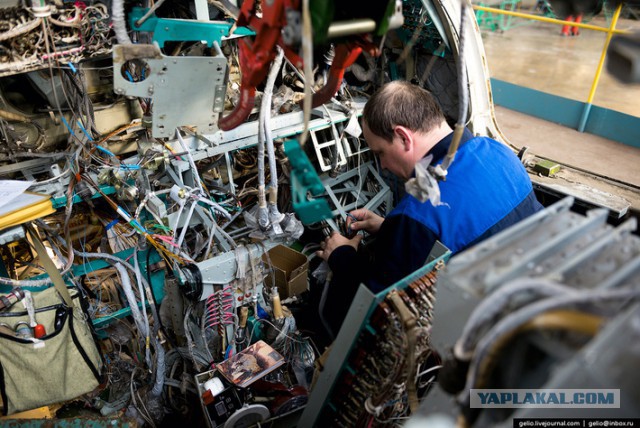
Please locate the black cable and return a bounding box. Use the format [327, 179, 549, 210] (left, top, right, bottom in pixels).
[146, 248, 159, 308]
[146, 247, 179, 349]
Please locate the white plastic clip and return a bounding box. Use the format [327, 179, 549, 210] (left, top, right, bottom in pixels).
[22, 291, 37, 328]
[32, 5, 52, 18]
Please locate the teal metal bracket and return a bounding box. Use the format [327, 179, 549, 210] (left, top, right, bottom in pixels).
[283, 140, 332, 225]
[51, 185, 116, 209]
[129, 7, 255, 48]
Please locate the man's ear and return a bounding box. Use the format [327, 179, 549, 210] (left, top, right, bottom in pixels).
[393, 126, 412, 151]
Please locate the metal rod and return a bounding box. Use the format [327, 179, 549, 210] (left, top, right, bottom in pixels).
[599, 253, 640, 289]
[327, 19, 377, 39]
[484, 208, 609, 291]
[578, 3, 623, 132]
[545, 217, 637, 279]
[472, 5, 629, 35]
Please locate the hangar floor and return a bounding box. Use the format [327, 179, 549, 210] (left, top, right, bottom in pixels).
[495, 106, 640, 188]
[480, 13, 640, 189]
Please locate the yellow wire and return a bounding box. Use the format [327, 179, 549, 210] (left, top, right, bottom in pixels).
[145, 234, 186, 265]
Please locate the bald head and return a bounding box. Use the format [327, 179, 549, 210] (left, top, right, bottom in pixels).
[362, 81, 446, 142]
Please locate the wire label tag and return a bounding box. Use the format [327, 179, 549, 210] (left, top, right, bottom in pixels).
[344, 114, 362, 138]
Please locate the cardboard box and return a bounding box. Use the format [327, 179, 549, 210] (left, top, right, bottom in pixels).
[262, 245, 309, 299]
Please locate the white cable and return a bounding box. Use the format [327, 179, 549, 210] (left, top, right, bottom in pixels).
[175, 129, 204, 192]
[263, 47, 284, 191]
[151, 334, 166, 397]
[111, 0, 132, 44]
[0, 275, 52, 287]
[439, 0, 469, 172]
[203, 220, 217, 259]
[135, 188, 172, 220]
[262, 48, 285, 223]
[73, 250, 161, 327]
[176, 198, 199, 249]
[116, 260, 165, 398]
[115, 263, 151, 367]
[257, 81, 269, 228]
[134, 250, 151, 366]
[299, 0, 313, 146]
[457, 1, 470, 128]
[0, 18, 42, 42]
[454, 278, 578, 360]
[415, 364, 442, 380]
[171, 196, 188, 242]
[202, 203, 237, 249]
[28, 166, 71, 187]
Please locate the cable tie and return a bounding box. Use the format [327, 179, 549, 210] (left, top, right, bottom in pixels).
[32, 5, 52, 17]
[105, 218, 119, 231]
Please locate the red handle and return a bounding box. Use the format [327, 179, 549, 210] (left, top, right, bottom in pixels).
[310, 45, 363, 108]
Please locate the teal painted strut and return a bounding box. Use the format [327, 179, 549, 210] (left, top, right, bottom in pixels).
[129, 7, 255, 48]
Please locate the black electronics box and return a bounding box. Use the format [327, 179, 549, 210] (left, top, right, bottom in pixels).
[195, 370, 242, 428]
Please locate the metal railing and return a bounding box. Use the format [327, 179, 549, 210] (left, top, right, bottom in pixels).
[473, 3, 627, 133]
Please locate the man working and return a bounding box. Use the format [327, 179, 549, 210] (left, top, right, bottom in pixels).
[315, 81, 543, 335]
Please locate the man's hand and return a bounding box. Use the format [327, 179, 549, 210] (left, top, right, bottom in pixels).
[316, 231, 362, 262]
[346, 209, 384, 234]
